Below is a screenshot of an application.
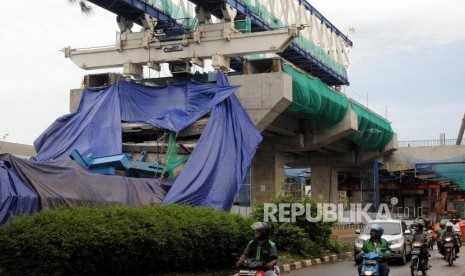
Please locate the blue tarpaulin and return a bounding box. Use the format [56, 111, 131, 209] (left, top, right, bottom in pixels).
[163, 73, 262, 209]
[33, 74, 262, 210]
[0, 153, 167, 225]
[0, 159, 39, 224]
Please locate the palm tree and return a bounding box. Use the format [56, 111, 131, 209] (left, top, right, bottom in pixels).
[68, 0, 92, 14]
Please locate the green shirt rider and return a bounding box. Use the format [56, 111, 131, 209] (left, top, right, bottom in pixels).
[436, 220, 447, 237]
[357, 224, 392, 276]
[236, 222, 278, 276]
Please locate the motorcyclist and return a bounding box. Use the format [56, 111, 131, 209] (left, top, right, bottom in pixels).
[441, 222, 460, 257]
[453, 219, 462, 244]
[410, 223, 430, 268]
[425, 220, 433, 231]
[436, 220, 446, 250]
[236, 222, 278, 276]
[436, 220, 447, 236]
[357, 224, 391, 276]
[414, 217, 425, 228]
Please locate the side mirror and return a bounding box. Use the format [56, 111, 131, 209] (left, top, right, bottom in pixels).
[355, 229, 361, 234]
[404, 230, 411, 235]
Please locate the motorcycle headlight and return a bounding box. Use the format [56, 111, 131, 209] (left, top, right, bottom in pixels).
[364, 271, 374, 276]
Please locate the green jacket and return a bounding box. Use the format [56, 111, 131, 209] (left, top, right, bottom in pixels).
[436, 228, 445, 236]
[360, 238, 392, 259]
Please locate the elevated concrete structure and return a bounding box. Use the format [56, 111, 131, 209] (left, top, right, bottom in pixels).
[69, 72, 397, 205]
[382, 144, 465, 172]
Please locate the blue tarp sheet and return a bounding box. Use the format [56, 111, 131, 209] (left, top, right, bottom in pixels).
[0, 153, 167, 225]
[163, 73, 262, 209]
[33, 74, 262, 210]
[0, 159, 39, 224]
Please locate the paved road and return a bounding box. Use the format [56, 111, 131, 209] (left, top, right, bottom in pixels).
[290, 247, 465, 276]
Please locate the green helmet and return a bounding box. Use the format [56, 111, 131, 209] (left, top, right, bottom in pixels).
[440, 219, 447, 226]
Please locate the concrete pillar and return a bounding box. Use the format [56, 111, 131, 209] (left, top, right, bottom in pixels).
[251, 148, 285, 203]
[311, 165, 339, 204]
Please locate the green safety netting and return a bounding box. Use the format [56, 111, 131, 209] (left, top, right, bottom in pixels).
[434, 163, 465, 189]
[348, 103, 394, 150]
[238, 0, 347, 78]
[283, 64, 349, 126]
[283, 64, 394, 149]
[147, 0, 197, 29]
[415, 162, 465, 190]
[164, 133, 190, 181]
[235, 18, 252, 33]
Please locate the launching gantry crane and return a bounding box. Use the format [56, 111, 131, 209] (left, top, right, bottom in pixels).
[63, 4, 301, 78]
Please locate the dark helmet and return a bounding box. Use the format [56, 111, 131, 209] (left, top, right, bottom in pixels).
[251, 222, 271, 238]
[414, 223, 424, 231]
[446, 222, 454, 231]
[370, 224, 384, 237]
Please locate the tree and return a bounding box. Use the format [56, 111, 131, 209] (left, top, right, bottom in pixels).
[68, 0, 92, 14]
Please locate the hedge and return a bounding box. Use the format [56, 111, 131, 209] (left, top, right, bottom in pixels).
[251, 195, 334, 258]
[0, 205, 254, 275]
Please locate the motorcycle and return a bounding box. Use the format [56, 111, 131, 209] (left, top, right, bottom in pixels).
[359, 252, 380, 276]
[410, 241, 428, 276]
[426, 230, 434, 250]
[453, 225, 462, 248]
[236, 259, 280, 276]
[444, 237, 456, 266]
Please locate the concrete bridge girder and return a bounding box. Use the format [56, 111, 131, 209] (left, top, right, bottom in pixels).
[356, 134, 398, 166]
[229, 72, 293, 133]
[381, 143, 465, 172]
[264, 109, 358, 153]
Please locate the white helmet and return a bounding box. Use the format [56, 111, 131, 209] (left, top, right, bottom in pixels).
[446, 222, 454, 228]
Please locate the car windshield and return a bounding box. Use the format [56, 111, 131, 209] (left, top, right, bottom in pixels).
[363, 222, 402, 235]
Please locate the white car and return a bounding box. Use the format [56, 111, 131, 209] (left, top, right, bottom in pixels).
[354, 219, 412, 265]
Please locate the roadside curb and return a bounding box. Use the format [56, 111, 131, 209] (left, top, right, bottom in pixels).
[278, 252, 353, 273]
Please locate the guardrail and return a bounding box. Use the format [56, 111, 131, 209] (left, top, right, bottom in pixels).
[399, 139, 465, 148]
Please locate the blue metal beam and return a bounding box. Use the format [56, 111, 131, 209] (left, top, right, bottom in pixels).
[89, 0, 346, 84]
[69, 149, 166, 177]
[187, 0, 349, 85]
[297, 0, 353, 46]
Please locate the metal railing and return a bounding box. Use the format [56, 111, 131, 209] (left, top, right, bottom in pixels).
[398, 139, 465, 148]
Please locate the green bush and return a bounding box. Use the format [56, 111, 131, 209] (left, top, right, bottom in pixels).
[0, 205, 254, 275]
[251, 195, 334, 258]
[327, 239, 349, 254]
[272, 223, 324, 258]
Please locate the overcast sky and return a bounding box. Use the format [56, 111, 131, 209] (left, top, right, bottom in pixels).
[1, 0, 464, 145]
